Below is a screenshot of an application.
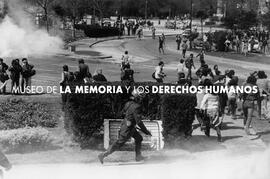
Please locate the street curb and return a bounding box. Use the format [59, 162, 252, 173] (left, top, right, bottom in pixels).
[88, 33, 179, 48]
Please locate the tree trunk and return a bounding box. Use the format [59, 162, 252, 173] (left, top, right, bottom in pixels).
[201, 18, 203, 36]
[72, 18, 76, 39]
[44, 8, 49, 33]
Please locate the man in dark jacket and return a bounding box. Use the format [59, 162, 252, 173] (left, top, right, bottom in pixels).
[0, 58, 9, 94]
[21, 58, 35, 91]
[93, 69, 107, 82]
[98, 89, 152, 164]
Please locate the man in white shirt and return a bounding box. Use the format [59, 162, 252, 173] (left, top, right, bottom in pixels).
[155, 61, 166, 83]
[176, 59, 185, 74]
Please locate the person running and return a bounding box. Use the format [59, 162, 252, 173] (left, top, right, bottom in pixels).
[98, 89, 152, 164]
[9, 59, 22, 93]
[200, 80, 223, 142]
[21, 58, 35, 91]
[185, 54, 196, 80]
[240, 75, 260, 135]
[154, 61, 166, 83]
[182, 40, 188, 58]
[158, 36, 165, 54]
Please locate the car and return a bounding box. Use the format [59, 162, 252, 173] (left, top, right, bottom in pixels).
[165, 21, 176, 29]
[182, 29, 191, 37]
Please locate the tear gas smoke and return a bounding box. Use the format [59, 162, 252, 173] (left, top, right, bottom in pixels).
[0, 0, 63, 57]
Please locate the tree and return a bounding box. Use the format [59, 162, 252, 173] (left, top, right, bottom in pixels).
[223, 10, 258, 30]
[53, 0, 91, 38]
[24, 0, 56, 32]
[92, 0, 105, 25]
[262, 11, 270, 31]
[196, 10, 208, 35]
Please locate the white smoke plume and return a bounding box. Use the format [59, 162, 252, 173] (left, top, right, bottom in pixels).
[0, 0, 63, 57]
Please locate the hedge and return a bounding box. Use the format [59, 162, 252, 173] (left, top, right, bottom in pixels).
[63, 82, 197, 148]
[161, 94, 196, 147]
[74, 24, 121, 38]
[0, 127, 53, 153]
[0, 98, 58, 130]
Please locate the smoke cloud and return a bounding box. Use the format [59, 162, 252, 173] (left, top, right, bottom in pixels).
[0, 0, 63, 57]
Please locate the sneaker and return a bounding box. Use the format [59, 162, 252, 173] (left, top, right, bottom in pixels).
[217, 136, 223, 142]
[98, 153, 105, 164]
[135, 155, 146, 162]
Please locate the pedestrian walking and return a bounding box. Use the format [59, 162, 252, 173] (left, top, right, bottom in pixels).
[200, 80, 223, 142]
[176, 35, 182, 50]
[185, 54, 196, 80]
[182, 41, 188, 58]
[158, 36, 165, 54]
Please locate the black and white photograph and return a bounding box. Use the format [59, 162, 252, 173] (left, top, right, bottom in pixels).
[0, 0, 269, 178]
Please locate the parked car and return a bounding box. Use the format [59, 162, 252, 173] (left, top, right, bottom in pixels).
[165, 21, 176, 29]
[182, 29, 191, 37]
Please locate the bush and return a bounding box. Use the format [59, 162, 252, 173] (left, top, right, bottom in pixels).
[161, 94, 196, 147]
[63, 82, 197, 148]
[0, 127, 53, 153]
[74, 24, 121, 38]
[0, 98, 58, 130]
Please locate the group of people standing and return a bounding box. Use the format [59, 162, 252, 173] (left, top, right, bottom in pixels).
[60, 59, 107, 88]
[0, 58, 35, 94]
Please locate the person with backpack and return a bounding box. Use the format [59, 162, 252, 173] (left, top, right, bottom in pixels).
[21, 58, 35, 91]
